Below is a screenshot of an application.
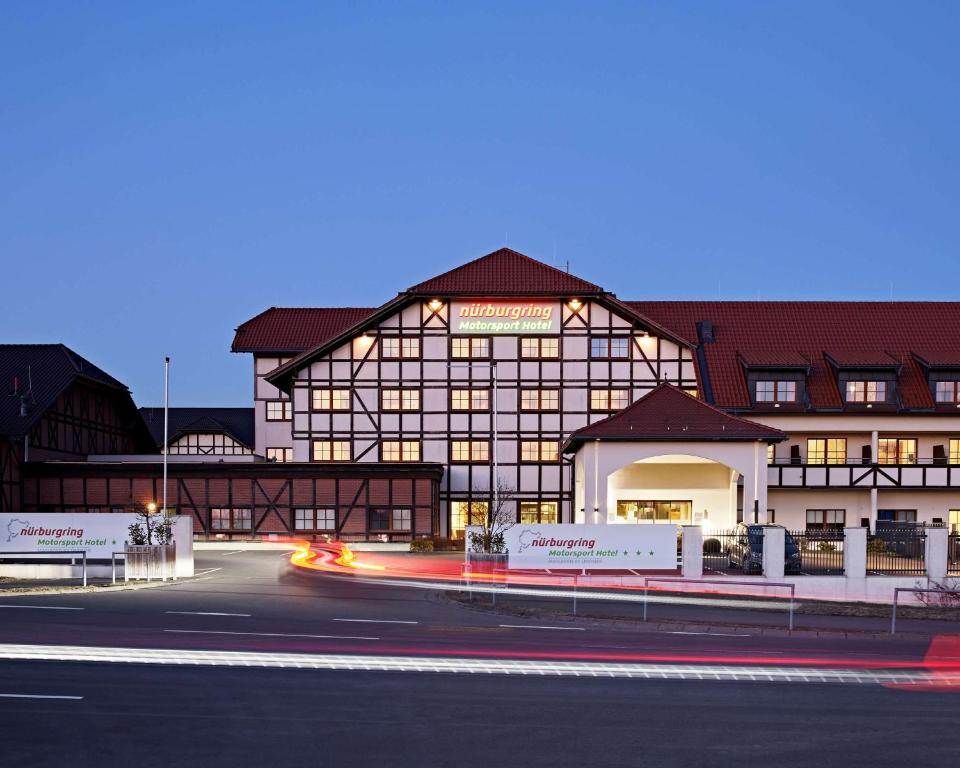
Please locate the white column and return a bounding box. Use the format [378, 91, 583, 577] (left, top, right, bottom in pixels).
[762, 526, 785, 579]
[843, 527, 866, 578]
[682, 526, 703, 578]
[926, 526, 948, 581]
[869, 488, 878, 532]
[755, 442, 769, 524]
[870, 430, 879, 462]
[582, 441, 606, 525]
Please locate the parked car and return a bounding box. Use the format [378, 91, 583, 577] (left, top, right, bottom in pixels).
[726, 523, 801, 574]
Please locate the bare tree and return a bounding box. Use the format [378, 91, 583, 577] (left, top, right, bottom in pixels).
[467, 479, 516, 554]
[127, 502, 174, 546]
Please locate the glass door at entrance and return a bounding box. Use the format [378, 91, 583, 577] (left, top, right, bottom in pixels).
[615, 500, 692, 524]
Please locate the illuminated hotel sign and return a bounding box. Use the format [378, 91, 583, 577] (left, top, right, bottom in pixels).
[450, 300, 561, 335]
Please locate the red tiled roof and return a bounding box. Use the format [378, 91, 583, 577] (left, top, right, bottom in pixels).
[627, 301, 960, 410]
[564, 384, 785, 450]
[231, 307, 377, 353]
[407, 248, 603, 296]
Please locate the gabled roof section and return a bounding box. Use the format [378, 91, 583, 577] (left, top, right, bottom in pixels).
[563, 384, 785, 452]
[139, 407, 255, 450]
[232, 307, 377, 354]
[628, 301, 960, 411]
[407, 248, 604, 296]
[0, 344, 153, 449]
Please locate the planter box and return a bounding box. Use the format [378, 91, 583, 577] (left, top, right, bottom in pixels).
[124, 543, 176, 580]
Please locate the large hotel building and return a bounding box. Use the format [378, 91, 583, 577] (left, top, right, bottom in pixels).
[3, 248, 960, 540]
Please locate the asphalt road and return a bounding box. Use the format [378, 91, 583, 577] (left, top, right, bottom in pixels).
[0, 550, 957, 767]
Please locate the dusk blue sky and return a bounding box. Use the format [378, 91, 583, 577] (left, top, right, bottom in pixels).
[2, 2, 958, 406]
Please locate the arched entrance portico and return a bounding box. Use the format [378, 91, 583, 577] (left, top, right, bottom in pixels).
[563, 384, 786, 530]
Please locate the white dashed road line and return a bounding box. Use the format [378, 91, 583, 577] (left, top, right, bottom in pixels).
[0, 693, 83, 701]
[165, 611, 251, 617]
[499, 625, 586, 632]
[163, 629, 379, 641]
[0, 605, 83, 611]
[332, 618, 419, 625]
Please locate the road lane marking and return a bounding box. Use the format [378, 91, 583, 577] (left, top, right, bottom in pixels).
[192, 568, 222, 576]
[0, 644, 949, 687]
[332, 619, 419, 625]
[667, 631, 752, 638]
[0, 605, 83, 611]
[0, 693, 83, 700]
[498, 624, 586, 631]
[221, 551, 245, 556]
[163, 629, 379, 641]
[165, 612, 251, 617]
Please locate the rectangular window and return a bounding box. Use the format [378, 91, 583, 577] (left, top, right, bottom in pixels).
[936, 381, 960, 403]
[845, 381, 887, 403]
[877, 438, 917, 465]
[451, 440, 490, 463]
[521, 440, 560, 463]
[312, 440, 351, 462]
[806, 509, 845, 531]
[265, 400, 292, 421]
[520, 337, 559, 359]
[950, 439, 960, 464]
[590, 337, 630, 359]
[381, 440, 421, 462]
[451, 388, 490, 411]
[615, 500, 692, 524]
[590, 388, 629, 411]
[312, 388, 351, 411]
[520, 388, 559, 411]
[266, 447, 292, 463]
[450, 501, 488, 539]
[451, 337, 490, 359]
[519, 501, 559, 524]
[369, 508, 412, 531]
[211, 508, 252, 530]
[295, 508, 336, 531]
[755, 381, 797, 403]
[767, 444, 775, 465]
[381, 388, 421, 411]
[380, 337, 420, 359]
[806, 438, 846, 464]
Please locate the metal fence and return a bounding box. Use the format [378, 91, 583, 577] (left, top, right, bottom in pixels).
[866, 528, 927, 575]
[788, 530, 845, 575]
[702, 531, 740, 574]
[949, 533, 960, 575]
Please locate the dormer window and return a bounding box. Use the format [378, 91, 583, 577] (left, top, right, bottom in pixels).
[845, 380, 886, 403]
[935, 381, 960, 403]
[756, 380, 796, 403]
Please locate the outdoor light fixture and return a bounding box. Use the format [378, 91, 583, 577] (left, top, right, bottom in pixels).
[568, 299, 582, 311]
[428, 299, 443, 312]
[147, 502, 157, 513]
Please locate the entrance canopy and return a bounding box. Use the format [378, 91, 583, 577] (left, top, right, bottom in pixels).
[564, 384, 785, 528]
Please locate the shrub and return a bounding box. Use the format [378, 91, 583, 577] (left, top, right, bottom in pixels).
[409, 538, 435, 553]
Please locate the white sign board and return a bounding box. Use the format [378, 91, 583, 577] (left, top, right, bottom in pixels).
[503, 524, 678, 570]
[2, 513, 143, 559]
[450, 300, 561, 335]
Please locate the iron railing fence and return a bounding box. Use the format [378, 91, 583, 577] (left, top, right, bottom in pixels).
[702, 530, 740, 574]
[786, 529, 845, 575]
[949, 533, 960, 575]
[867, 527, 927, 575]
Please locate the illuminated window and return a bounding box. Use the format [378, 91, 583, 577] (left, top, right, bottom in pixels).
[951, 439, 960, 464]
[312, 440, 351, 462]
[936, 381, 960, 403]
[266, 447, 292, 463]
[451, 337, 490, 359]
[450, 501, 488, 538]
[767, 444, 775, 465]
[684, 388, 700, 399]
[312, 389, 351, 411]
[451, 440, 489, 463]
[590, 388, 629, 411]
[845, 381, 886, 403]
[806, 509, 845, 531]
[519, 501, 558, 524]
[380, 337, 420, 359]
[265, 400, 292, 420]
[381, 388, 420, 411]
[878, 438, 917, 465]
[381, 440, 421, 462]
[807, 438, 846, 464]
[590, 337, 630, 359]
[451, 388, 490, 411]
[520, 388, 559, 411]
[211, 508, 252, 530]
[369, 508, 412, 531]
[615, 500, 692, 524]
[520, 337, 559, 359]
[521, 440, 560, 463]
[755, 381, 796, 403]
[295, 508, 336, 531]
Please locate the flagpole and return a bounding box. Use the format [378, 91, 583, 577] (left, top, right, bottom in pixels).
[163, 357, 170, 517]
